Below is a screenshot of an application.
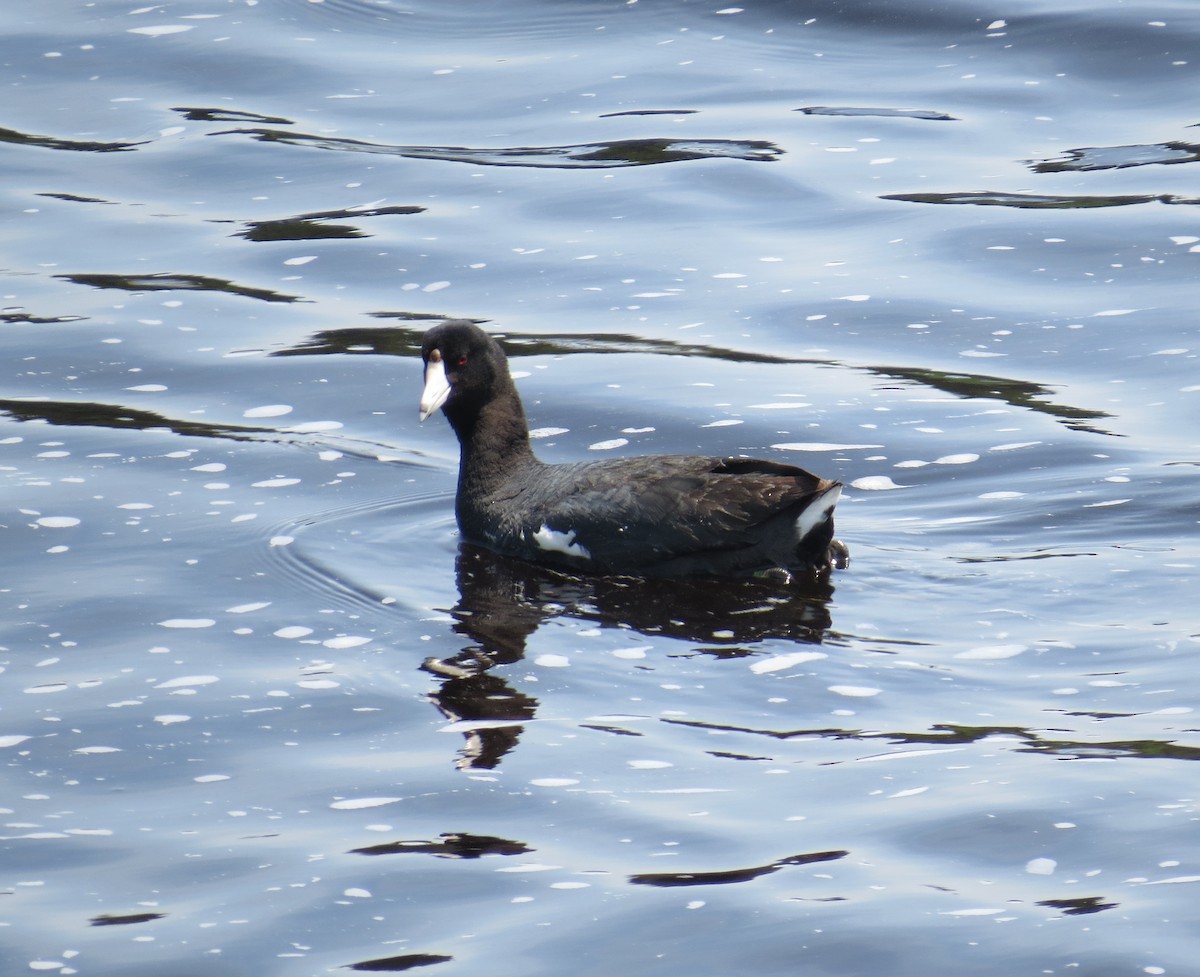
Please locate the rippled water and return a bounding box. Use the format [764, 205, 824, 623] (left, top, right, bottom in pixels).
[2, 1, 1198, 975]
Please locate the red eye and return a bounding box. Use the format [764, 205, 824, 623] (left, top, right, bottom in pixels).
[456, 356, 468, 367]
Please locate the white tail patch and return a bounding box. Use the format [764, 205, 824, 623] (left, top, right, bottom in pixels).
[533, 525, 592, 559]
[794, 485, 841, 541]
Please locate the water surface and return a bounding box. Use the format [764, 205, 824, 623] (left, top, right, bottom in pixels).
[2, 2, 1198, 975]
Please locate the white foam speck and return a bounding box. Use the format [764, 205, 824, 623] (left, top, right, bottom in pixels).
[331, 797, 403, 810]
[934, 453, 979, 465]
[1083, 499, 1131, 508]
[191, 462, 226, 472]
[243, 404, 293, 418]
[323, 635, 370, 649]
[269, 536, 295, 547]
[851, 476, 905, 491]
[857, 746, 967, 764]
[128, 24, 194, 35]
[836, 294, 871, 302]
[702, 419, 743, 428]
[157, 619, 215, 629]
[36, 516, 81, 528]
[297, 679, 341, 689]
[118, 502, 153, 510]
[0, 735, 32, 748]
[1140, 875, 1200, 885]
[193, 774, 230, 783]
[226, 602, 271, 614]
[155, 675, 219, 689]
[529, 778, 579, 788]
[748, 402, 812, 410]
[74, 746, 121, 754]
[494, 863, 564, 874]
[154, 715, 190, 725]
[285, 420, 344, 433]
[955, 644, 1025, 660]
[535, 654, 570, 668]
[423, 281, 450, 292]
[979, 491, 1025, 500]
[588, 438, 629, 451]
[890, 786, 929, 798]
[772, 442, 883, 452]
[529, 427, 569, 439]
[1026, 857, 1057, 875]
[829, 685, 881, 698]
[750, 651, 827, 674]
[613, 646, 651, 659]
[990, 441, 1041, 451]
[344, 888, 372, 899]
[274, 625, 313, 638]
[1091, 308, 1137, 317]
[284, 255, 317, 266]
[252, 478, 300, 488]
[628, 759, 672, 769]
[125, 384, 167, 392]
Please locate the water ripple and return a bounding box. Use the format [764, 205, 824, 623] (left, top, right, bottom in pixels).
[215, 127, 782, 168]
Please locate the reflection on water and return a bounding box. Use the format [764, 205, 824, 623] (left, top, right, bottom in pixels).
[172, 106, 293, 125]
[424, 544, 835, 769]
[797, 105, 957, 121]
[234, 204, 426, 242]
[1036, 896, 1118, 917]
[4, 1, 1199, 973]
[351, 832, 532, 859]
[629, 848, 849, 888]
[271, 323, 1115, 437]
[54, 271, 305, 303]
[869, 364, 1116, 436]
[883, 190, 1197, 209]
[0, 123, 146, 153]
[0, 396, 276, 441]
[1029, 140, 1200, 173]
[215, 127, 783, 168]
[346, 952, 454, 973]
[89, 912, 166, 928]
[664, 717, 1200, 763]
[0, 308, 86, 323]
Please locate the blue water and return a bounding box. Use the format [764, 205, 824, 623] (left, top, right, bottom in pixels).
[2, 2, 1198, 975]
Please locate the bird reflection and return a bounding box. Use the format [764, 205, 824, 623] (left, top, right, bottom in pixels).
[423, 544, 836, 770]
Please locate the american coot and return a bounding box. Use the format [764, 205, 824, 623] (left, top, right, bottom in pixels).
[419, 320, 848, 578]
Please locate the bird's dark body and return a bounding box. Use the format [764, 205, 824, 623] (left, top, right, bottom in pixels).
[420, 320, 845, 578]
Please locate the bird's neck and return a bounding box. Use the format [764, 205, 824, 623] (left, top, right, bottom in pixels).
[447, 390, 538, 497]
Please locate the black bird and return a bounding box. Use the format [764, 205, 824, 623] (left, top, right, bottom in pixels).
[419, 320, 847, 578]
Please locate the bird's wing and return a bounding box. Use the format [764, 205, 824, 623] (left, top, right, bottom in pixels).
[518, 456, 831, 570]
